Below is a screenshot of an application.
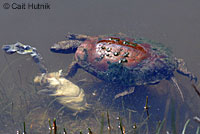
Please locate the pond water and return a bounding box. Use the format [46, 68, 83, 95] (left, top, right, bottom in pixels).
[0, 0, 200, 133]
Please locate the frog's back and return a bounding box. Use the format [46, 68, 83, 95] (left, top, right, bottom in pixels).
[74, 35, 177, 86]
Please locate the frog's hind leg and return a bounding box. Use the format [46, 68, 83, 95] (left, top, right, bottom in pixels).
[51, 40, 83, 54]
[62, 60, 80, 78]
[175, 57, 197, 83]
[170, 77, 184, 101]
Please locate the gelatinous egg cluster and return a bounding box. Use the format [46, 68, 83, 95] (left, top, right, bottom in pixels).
[95, 37, 147, 64]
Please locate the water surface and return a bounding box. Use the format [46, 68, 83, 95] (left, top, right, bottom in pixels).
[0, 0, 200, 133]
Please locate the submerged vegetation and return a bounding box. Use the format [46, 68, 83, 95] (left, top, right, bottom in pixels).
[0, 52, 200, 134]
[16, 111, 200, 134]
[1, 77, 200, 134]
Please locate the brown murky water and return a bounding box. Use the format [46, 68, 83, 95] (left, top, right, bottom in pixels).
[0, 0, 200, 133]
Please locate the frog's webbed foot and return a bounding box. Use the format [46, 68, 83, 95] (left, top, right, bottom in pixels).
[175, 57, 197, 83]
[63, 60, 79, 78]
[114, 87, 135, 100]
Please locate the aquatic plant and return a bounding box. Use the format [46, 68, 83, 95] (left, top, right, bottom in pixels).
[15, 114, 200, 134]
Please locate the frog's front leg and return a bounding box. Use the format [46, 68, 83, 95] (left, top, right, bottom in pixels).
[62, 60, 80, 78]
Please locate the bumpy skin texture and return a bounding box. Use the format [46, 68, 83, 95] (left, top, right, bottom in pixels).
[74, 36, 177, 87]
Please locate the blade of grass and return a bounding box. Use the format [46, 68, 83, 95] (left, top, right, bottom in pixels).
[48, 118, 52, 134]
[63, 128, 67, 134]
[107, 110, 111, 134]
[182, 119, 190, 134]
[193, 116, 200, 124]
[23, 122, 26, 134]
[144, 96, 150, 119]
[53, 118, 57, 134]
[171, 100, 176, 134]
[100, 113, 104, 134]
[88, 128, 93, 134]
[119, 117, 125, 134]
[196, 126, 200, 134]
[156, 119, 165, 134]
